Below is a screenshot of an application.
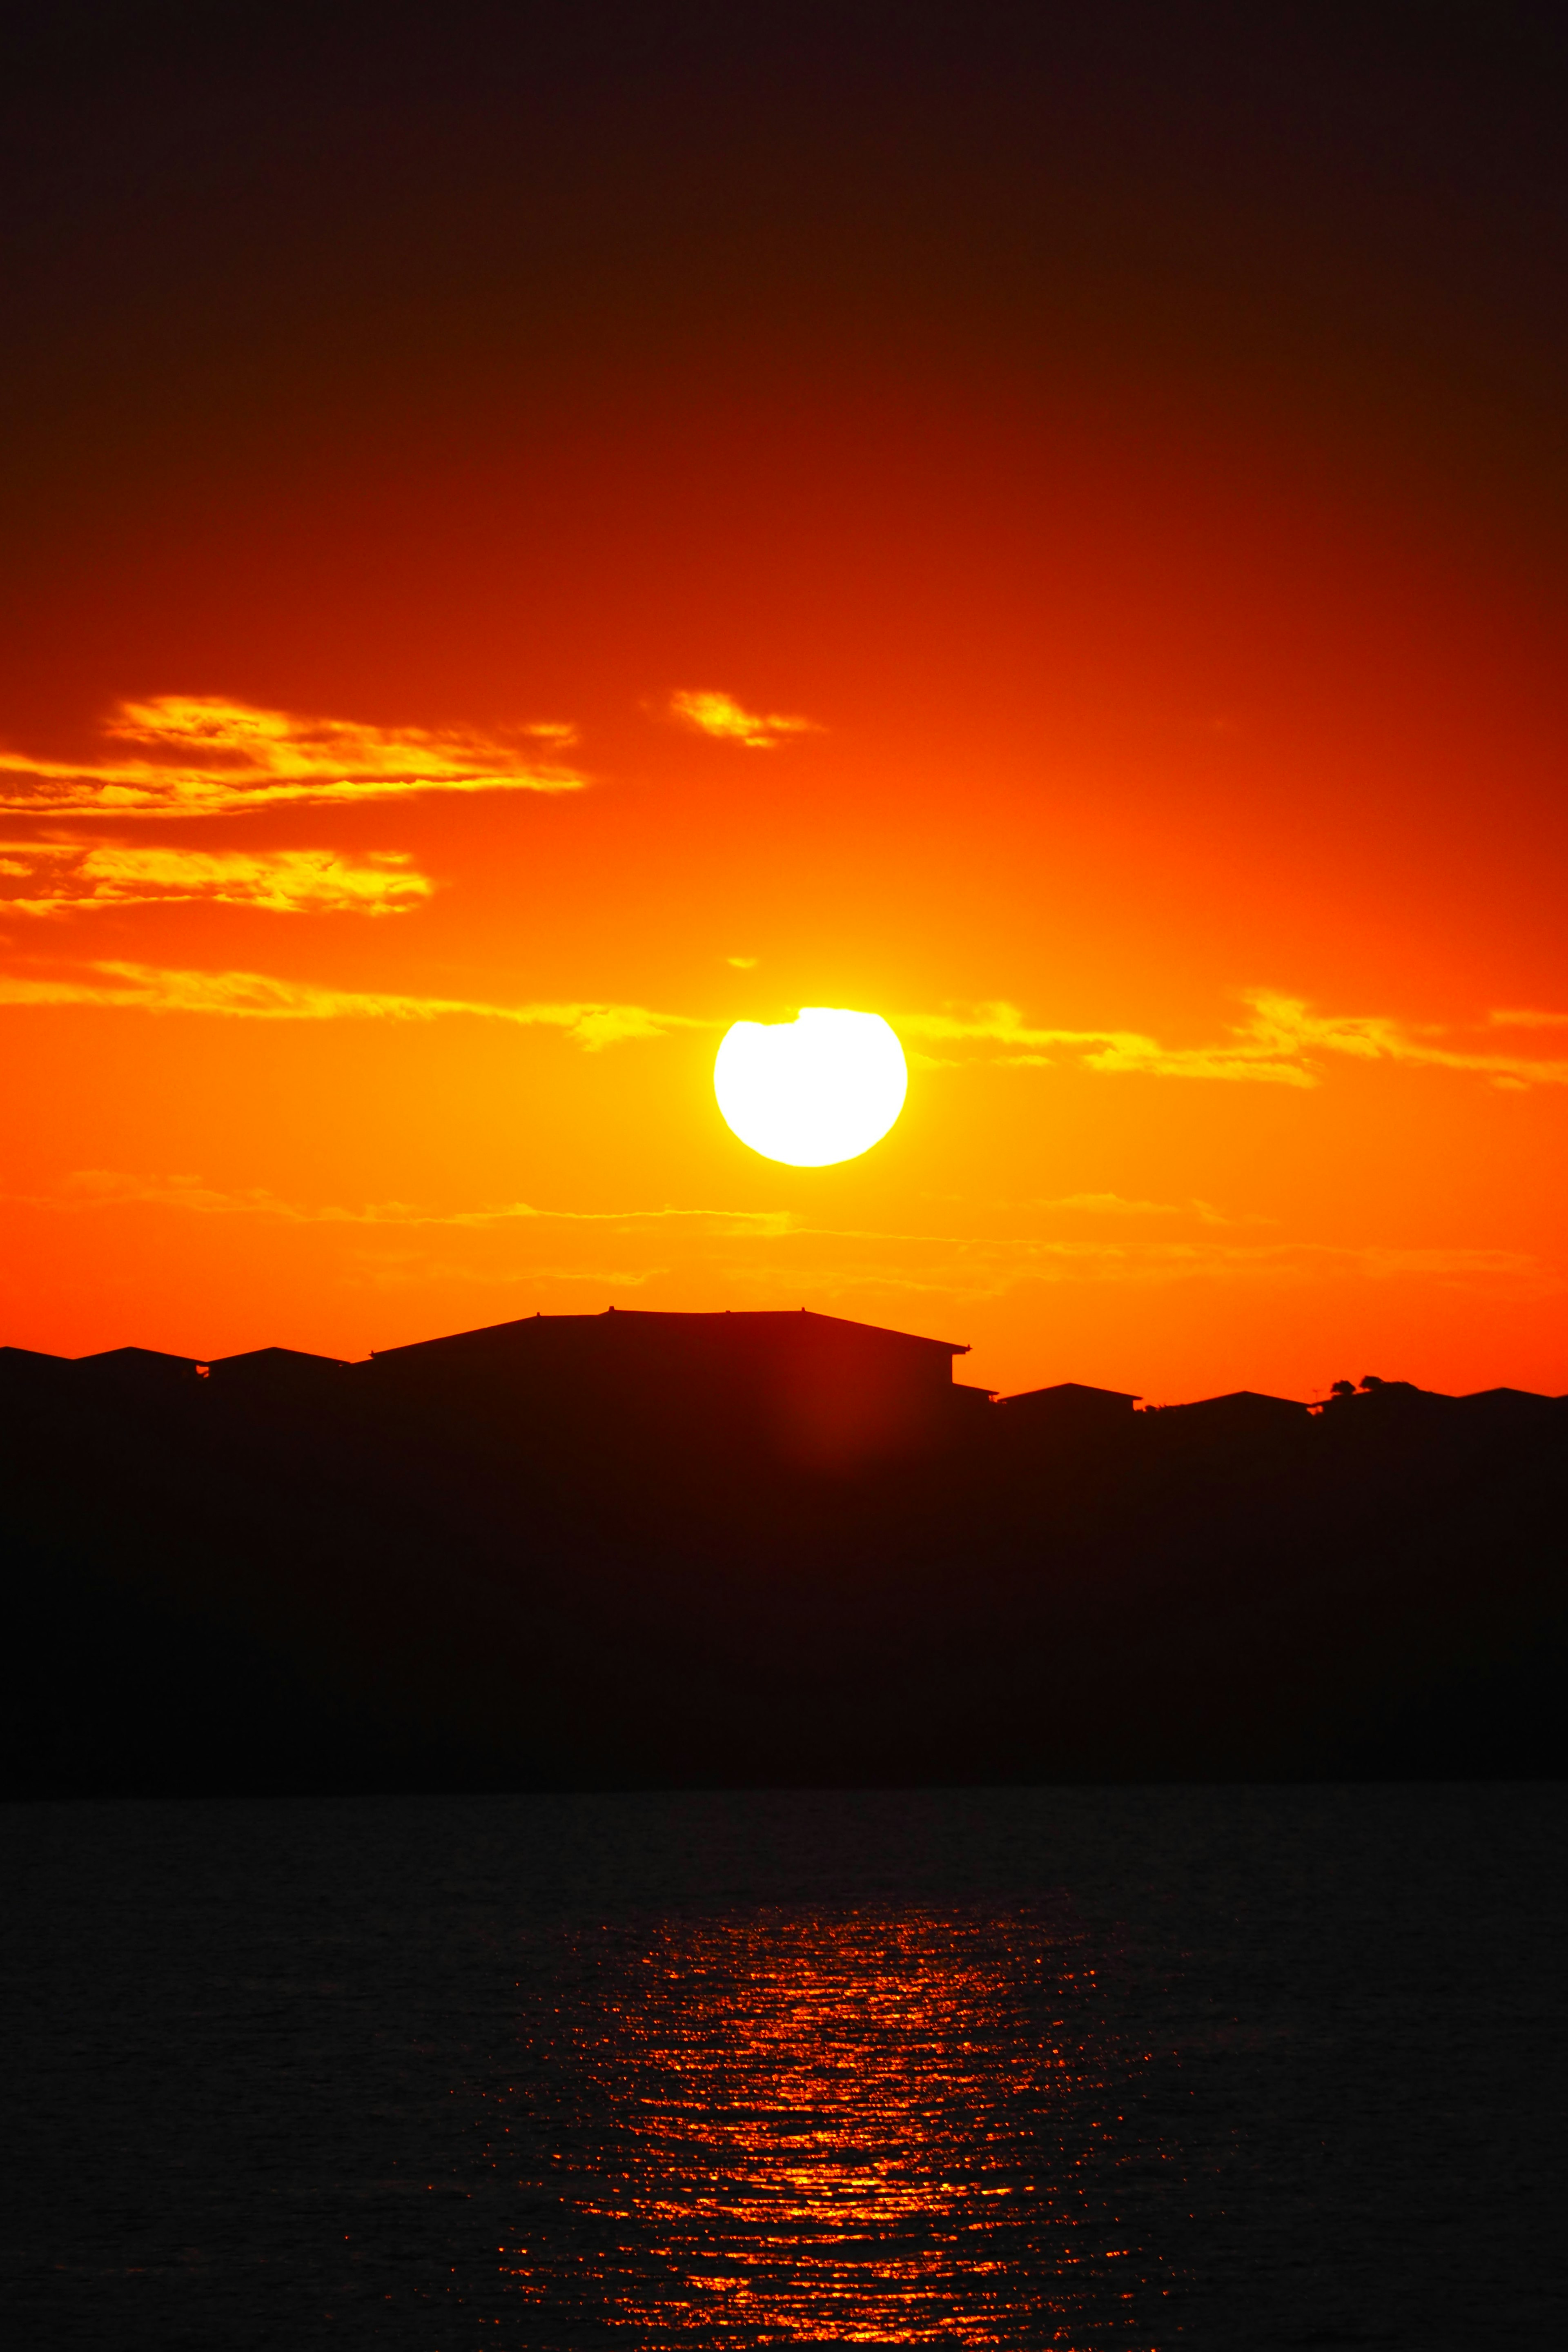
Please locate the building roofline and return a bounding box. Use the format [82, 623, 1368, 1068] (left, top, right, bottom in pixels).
[371, 1306, 969, 1360]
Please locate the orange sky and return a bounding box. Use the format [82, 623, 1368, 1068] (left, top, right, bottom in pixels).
[3, 11, 1566, 1401]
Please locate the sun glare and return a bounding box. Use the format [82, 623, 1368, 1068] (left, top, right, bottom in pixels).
[714, 1008, 908, 1167]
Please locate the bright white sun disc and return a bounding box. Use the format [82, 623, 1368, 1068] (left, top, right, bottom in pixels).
[714, 1007, 908, 1167]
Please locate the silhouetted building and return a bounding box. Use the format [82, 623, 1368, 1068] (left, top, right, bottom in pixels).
[364, 1307, 975, 1463]
[0, 1345, 68, 1375]
[1455, 1386, 1565, 1423]
[1321, 1378, 1457, 1420]
[951, 1381, 1000, 1416]
[1152, 1390, 1309, 1428]
[207, 1347, 350, 1394]
[70, 1346, 201, 1388]
[994, 1381, 1140, 1431]
[3, 1307, 1567, 1793]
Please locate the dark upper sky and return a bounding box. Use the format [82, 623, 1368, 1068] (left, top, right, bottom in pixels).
[3, 2, 1565, 546]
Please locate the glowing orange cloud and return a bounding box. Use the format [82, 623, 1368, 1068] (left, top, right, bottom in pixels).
[668, 689, 819, 748]
[5, 953, 1566, 1094]
[37, 1169, 797, 1235]
[0, 696, 583, 816]
[15, 1169, 1552, 1312]
[902, 993, 1568, 1091]
[0, 842, 432, 916]
[0, 959, 706, 1047]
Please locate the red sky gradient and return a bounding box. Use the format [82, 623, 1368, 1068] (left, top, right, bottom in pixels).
[3, 7, 1566, 1401]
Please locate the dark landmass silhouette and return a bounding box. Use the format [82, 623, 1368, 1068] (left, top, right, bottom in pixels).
[2, 1308, 1564, 1794]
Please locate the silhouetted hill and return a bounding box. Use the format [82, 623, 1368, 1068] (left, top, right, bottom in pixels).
[1, 1314, 1563, 1793]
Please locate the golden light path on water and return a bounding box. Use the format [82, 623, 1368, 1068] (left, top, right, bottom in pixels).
[490, 1907, 1178, 2345]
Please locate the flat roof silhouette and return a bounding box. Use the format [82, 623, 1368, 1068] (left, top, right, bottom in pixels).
[995, 1381, 1140, 1413]
[1154, 1389, 1308, 1419]
[207, 1346, 349, 1383]
[369, 1306, 970, 1364]
[71, 1345, 200, 1383]
[362, 1307, 974, 1461]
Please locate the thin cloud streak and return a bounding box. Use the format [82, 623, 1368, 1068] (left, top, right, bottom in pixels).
[719, 1234, 1561, 1309]
[5, 960, 1564, 1092]
[41, 1170, 797, 1236]
[1037, 1191, 1243, 1224]
[900, 991, 1568, 1091]
[0, 842, 432, 916]
[0, 962, 709, 1048]
[668, 689, 820, 749]
[899, 999, 1317, 1086]
[0, 696, 583, 816]
[36, 1173, 1553, 1298]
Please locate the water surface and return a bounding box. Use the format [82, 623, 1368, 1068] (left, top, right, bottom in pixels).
[2, 1786, 1562, 2346]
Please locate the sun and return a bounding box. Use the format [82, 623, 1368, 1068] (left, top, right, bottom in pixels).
[714, 1008, 909, 1167]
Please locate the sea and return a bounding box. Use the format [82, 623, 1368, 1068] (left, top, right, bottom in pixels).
[2, 1786, 1563, 2349]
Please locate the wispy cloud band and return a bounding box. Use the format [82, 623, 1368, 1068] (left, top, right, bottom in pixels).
[669, 689, 819, 749]
[0, 961, 707, 1048]
[902, 992, 1568, 1091]
[0, 697, 583, 817]
[3, 961, 1566, 1092]
[41, 1170, 793, 1233]
[23, 1172, 1558, 1309]
[0, 842, 432, 916]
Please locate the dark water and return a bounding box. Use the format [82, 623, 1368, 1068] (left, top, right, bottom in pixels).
[2, 1788, 1562, 2348]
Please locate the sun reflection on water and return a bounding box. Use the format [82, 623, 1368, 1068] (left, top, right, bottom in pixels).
[492, 1908, 1176, 2345]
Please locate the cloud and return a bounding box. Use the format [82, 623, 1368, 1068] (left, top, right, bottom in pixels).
[668, 689, 819, 749]
[900, 992, 1568, 1092]
[65, 1171, 1537, 1289]
[29, 1173, 1560, 1329]
[1246, 992, 1568, 1089]
[0, 960, 708, 1047]
[899, 999, 1318, 1087]
[0, 842, 432, 916]
[43, 1170, 797, 1236]
[10, 954, 1564, 1096]
[0, 696, 583, 817]
[703, 1229, 1561, 1310]
[365, 1261, 671, 1295]
[1037, 1191, 1239, 1223]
